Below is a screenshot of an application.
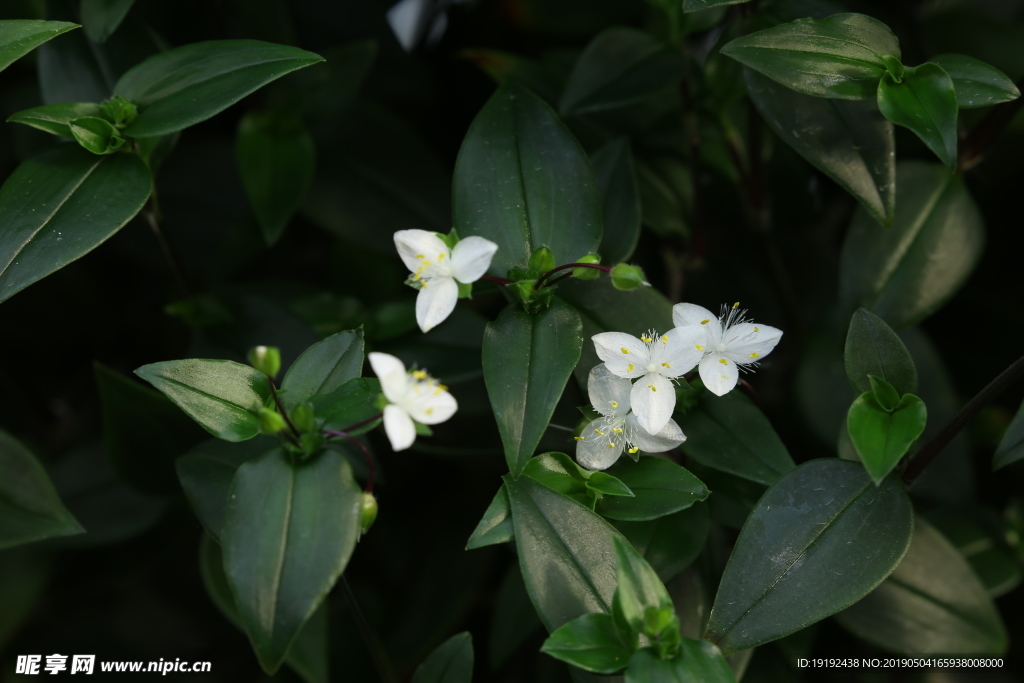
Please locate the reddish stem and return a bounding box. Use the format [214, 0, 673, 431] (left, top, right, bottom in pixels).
[535, 262, 613, 290]
[268, 382, 301, 442]
[324, 429, 376, 493]
[480, 275, 513, 286]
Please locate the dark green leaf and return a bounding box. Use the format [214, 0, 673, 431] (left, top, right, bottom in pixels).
[587, 472, 633, 497]
[0, 430, 83, 550]
[705, 459, 913, 654]
[411, 632, 473, 683]
[135, 359, 273, 442]
[844, 308, 918, 396]
[835, 519, 1007, 654]
[222, 448, 362, 673]
[483, 300, 583, 476]
[506, 475, 625, 631]
[927, 505, 1022, 598]
[840, 161, 984, 330]
[280, 329, 364, 407]
[592, 138, 641, 264]
[0, 145, 152, 304]
[684, 0, 750, 11]
[598, 457, 708, 521]
[625, 639, 736, 683]
[877, 63, 959, 169]
[36, 28, 111, 105]
[489, 567, 541, 669]
[6, 102, 105, 139]
[677, 389, 795, 487]
[541, 613, 632, 674]
[81, 0, 135, 43]
[721, 13, 900, 99]
[466, 485, 514, 550]
[453, 83, 603, 276]
[930, 54, 1020, 109]
[993, 399, 1024, 471]
[237, 111, 315, 245]
[308, 378, 381, 435]
[847, 392, 927, 484]
[560, 27, 685, 116]
[69, 116, 125, 155]
[612, 503, 709, 583]
[744, 69, 895, 227]
[612, 535, 672, 638]
[0, 20, 78, 72]
[115, 40, 325, 138]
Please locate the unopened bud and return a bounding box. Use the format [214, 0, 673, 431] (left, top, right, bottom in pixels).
[572, 253, 602, 280]
[248, 345, 281, 378]
[258, 407, 286, 434]
[610, 263, 647, 291]
[290, 403, 316, 433]
[528, 246, 556, 274]
[360, 492, 379, 534]
[511, 279, 536, 303]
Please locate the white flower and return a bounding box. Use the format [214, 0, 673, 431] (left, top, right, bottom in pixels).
[591, 326, 704, 434]
[368, 352, 457, 451]
[394, 229, 498, 332]
[672, 302, 783, 397]
[575, 365, 685, 471]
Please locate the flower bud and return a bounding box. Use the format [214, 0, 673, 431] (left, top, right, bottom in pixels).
[299, 432, 324, 454]
[258, 407, 286, 434]
[528, 246, 556, 274]
[101, 95, 138, 129]
[360, 491, 379, 534]
[572, 253, 602, 280]
[248, 345, 281, 378]
[511, 279, 536, 303]
[610, 263, 648, 291]
[290, 403, 316, 433]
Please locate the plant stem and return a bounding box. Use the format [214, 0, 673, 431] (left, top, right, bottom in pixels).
[480, 274, 513, 286]
[142, 197, 191, 299]
[268, 382, 301, 441]
[958, 76, 1024, 172]
[535, 262, 612, 289]
[339, 576, 397, 683]
[324, 429, 376, 493]
[902, 352, 1024, 486]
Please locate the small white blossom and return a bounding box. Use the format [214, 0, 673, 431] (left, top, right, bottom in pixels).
[575, 365, 686, 470]
[368, 352, 457, 451]
[672, 302, 783, 396]
[591, 326, 704, 434]
[394, 229, 498, 332]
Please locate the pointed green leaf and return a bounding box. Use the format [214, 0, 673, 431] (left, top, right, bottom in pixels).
[625, 640, 736, 683]
[453, 83, 602, 276]
[280, 329, 364, 407]
[993, 399, 1024, 471]
[308, 378, 381, 435]
[597, 457, 708, 521]
[844, 308, 918, 396]
[0, 20, 78, 73]
[69, 116, 126, 155]
[612, 536, 673, 638]
[483, 301, 583, 476]
[6, 102, 105, 139]
[465, 485, 514, 550]
[115, 39, 325, 138]
[705, 459, 913, 654]
[0, 145, 152, 304]
[612, 504, 710, 583]
[411, 632, 473, 683]
[592, 138, 642, 264]
[541, 613, 633, 674]
[848, 392, 926, 484]
[877, 63, 959, 169]
[931, 54, 1020, 109]
[81, 0, 136, 43]
[586, 472, 633, 497]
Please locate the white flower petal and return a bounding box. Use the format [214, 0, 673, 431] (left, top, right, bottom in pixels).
[394, 229, 450, 274]
[450, 236, 498, 283]
[587, 364, 632, 417]
[415, 276, 459, 332]
[576, 419, 625, 471]
[592, 332, 648, 378]
[655, 327, 706, 378]
[383, 404, 416, 451]
[625, 413, 685, 452]
[403, 386, 458, 424]
[700, 352, 739, 396]
[368, 352, 409, 403]
[672, 303, 717, 328]
[630, 372, 675, 434]
[722, 323, 783, 364]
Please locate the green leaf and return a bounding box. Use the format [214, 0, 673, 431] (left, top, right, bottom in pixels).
[411, 632, 473, 683]
[505, 474, 626, 631]
[597, 458, 708, 521]
[114, 39, 325, 138]
[847, 392, 927, 484]
[0, 20, 78, 73]
[612, 504, 710, 583]
[877, 63, 959, 169]
[993, 398, 1024, 471]
[684, 0, 750, 12]
[0, 145, 152, 304]
[177, 439, 272, 540]
[592, 138, 642, 264]
[927, 505, 1022, 598]
[237, 110, 315, 245]
[465, 485, 514, 550]
[840, 161, 984, 330]
[676, 389, 795, 487]
[705, 459, 914, 655]
[483, 300, 583, 476]
[81, 0, 135, 43]
[222, 448, 362, 673]
[69, 116, 126, 155]
[721, 13, 901, 100]
[612, 536, 673, 638]
[461, 49, 565, 105]
[868, 375, 901, 413]
[541, 613, 633, 674]
[453, 83, 602, 276]
[6, 102, 105, 139]
[135, 359, 273, 442]
[523, 452, 599, 507]
[489, 567, 541, 669]
[560, 27, 685, 116]
[930, 53, 1020, 109]
[280, 329, 364, 407]
[0, 430, 84, 550]
[95, 363, 208, 495]
[308, 378, 382, 435]
[625, 640, 737, 683]
[744, 69, 895, 227]
[844, 308, 918, 396]
[835, 519, 1007, 654]
[587, 472, 634, 497]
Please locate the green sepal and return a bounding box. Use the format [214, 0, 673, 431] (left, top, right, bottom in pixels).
[414, 422, 433, 437]
[69, 116, 126, 155]
[573, 253, 602, 280]
[101, 95, 138, 129]
[457, 281, 473, 299]
[258, 407, 286, 435]
[439, 228, 460, 250]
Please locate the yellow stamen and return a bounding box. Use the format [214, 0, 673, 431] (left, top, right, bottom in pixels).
[700, 319, 710, 325]
[733, 301, 740, 308]
[421, 260, 432, 266]
[438, 253, 446, 260]
[695, 344, 704, 351]
[425, 408, 434, 415]
[648, 384, 657, 391]
[662, 335, 669, 343]
[574, 436, 584, 441]
[620, 347, 630, 354]
[412, 370, 428, 379]
[628, 447, 639, 454]
[754, 326, 760, 332]
[719, 358, 728, 365]
[612, 428, 623, 433]
[749, 352, 759, 358]
[414, 253, 425, 258]
[661, 362, 671, 368]
[627, 363, 634, 372]
[413, 273, 422, 281]
[640, 335, 653, 343]
[610, 401, 618, 408]
[594, 429, 605, 436]
[437, 384, 448, 391]
[608, 443, 616, 448]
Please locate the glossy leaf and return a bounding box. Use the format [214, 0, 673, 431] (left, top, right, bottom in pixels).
[506, 474, 625, 631]
[676, 389, 794, 486]
[931, 53, 1020, 109]
[847, 392, 927, 485]
[612, 535, 672, 638]
[877, 63, 959, 169]
[598, 457, 708, 521]
[592, 138, 642, 264]
[522, 452, 629, 508]
[0, 20, 78, 73]
[560, 27, 685, 116]
[135, 359, 273, 442]
[453, 83, 602, 276]
[0, 430, 84, 550]
[483, 300, 583, 476]
[308, 378, 381, 434]
[835, 519, 1007, 654]
[706, 459, 914, 654]
[69, 116, 126, 155]
[844, 308, 918, 396]
[721, 13, 900, 100]
[840, 161, 984, 330]
[280, 329, 364, 407]
[465, 485, 514, 550]
[612, 503, 710, 582]
[411, 632, 473, 683]
[237, 111, 315, 245]
[993, 399, 1024, 471]
[744, 69, 895, 227]
[222, 448, 362, 673]
[115, 40, 325, 138]
[0, 145, 152, 304]
[541, 613, 632, 674]
[6, 102, 105, 139]
[81, 0, 135, 43]
[625, 640, 736, 683]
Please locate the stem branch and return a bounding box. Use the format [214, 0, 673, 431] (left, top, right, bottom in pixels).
[324, 429, 376, 493]
[268, 382, 301, 442]
[535, 262, 612, 290]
